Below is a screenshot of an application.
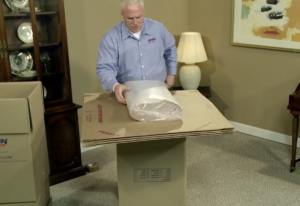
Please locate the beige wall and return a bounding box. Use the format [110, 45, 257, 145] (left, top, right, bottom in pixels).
[64, 0, 296, 137]
[64, 0, 188, 133]
[188, 0, 299, 136]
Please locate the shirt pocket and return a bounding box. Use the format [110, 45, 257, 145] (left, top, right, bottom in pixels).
[146, 40, 163, 66]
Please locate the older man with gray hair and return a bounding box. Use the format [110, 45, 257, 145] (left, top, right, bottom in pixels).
[96, 0, 177, 104]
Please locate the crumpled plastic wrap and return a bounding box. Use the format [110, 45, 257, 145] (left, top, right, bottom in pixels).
[124, 80, 182, 122]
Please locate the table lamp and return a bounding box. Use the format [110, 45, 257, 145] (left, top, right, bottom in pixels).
[177, 32, 208, 90]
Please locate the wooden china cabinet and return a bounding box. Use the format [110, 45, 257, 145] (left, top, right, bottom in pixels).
[0, 0, 85, 185]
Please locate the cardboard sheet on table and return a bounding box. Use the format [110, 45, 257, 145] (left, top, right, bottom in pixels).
[81, 128, 234, 146]
[81, 90, 234, 145]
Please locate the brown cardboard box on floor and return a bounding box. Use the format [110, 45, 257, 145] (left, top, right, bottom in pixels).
[0, 179, 52, 206]
[0, 82, 50, 204]
[117, 138, 187, 206]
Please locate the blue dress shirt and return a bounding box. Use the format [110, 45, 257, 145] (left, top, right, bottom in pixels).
[96, 18, 178, 91]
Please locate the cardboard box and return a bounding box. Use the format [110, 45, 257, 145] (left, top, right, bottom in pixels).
[0, 179, 51, 206]
[0, 82, 50, 204]
[117, 138, 186, 206]
[81, 90, 234, 145]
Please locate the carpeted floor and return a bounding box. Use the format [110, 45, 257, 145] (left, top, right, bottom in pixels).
[50, 132, 300, 206]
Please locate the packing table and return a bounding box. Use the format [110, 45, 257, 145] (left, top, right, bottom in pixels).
[81, 90, 234, 206]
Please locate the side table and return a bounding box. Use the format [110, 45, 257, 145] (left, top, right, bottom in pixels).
[171, 86, 211, 98]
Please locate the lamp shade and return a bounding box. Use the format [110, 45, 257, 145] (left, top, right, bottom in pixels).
[177, 32, 207, 64]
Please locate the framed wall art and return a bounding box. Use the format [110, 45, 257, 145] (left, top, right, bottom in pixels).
[231, 0, 300, 52]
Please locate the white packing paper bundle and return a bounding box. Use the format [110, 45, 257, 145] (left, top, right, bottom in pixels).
[124, 80, 182, 122]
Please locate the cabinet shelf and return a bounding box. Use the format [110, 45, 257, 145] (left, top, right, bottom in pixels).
[4, 11, 58, 18]
[39, 42, 61, 48]
[3, 12, 29, 17]
[36, 11, 58, 16]
[11, 71, 65, 82]
[8, 43, 34, 51]
[12, 75, 37, 81]
[42, 71, 65, 80]
[8, 42, 61, 51]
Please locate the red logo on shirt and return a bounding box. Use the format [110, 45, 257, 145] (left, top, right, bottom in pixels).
[148, 38, 156, 43]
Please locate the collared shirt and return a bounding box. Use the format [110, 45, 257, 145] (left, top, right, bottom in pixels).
[96, 18, 177, 91]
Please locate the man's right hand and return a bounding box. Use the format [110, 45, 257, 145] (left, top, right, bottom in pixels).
[114, 83, 130, 104]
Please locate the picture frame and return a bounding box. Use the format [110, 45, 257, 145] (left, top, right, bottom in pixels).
[231, 0, 300, 52]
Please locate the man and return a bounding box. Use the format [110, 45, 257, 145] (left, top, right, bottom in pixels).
[96, 0, 177, 104]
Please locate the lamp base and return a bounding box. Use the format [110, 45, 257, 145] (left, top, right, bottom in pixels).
[179, 64, 201, 90]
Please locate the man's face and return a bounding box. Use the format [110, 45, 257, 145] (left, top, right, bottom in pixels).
[121, 3, 145, 33]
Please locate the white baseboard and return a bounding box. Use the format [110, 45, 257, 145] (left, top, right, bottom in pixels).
[230, 121, 300, 148]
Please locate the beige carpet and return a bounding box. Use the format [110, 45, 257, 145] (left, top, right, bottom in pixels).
[50, 132, 300, 206]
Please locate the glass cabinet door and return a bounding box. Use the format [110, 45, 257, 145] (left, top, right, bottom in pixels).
[0, 0, 72, 108]
[35, 0, 72, 107]
[0, 16, 6, 82]
[0, 0, 37, 79]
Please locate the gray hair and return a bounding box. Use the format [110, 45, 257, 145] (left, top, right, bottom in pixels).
[121, 0, 144, 9]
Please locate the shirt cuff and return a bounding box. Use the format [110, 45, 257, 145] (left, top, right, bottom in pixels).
[167, 67, 177, 76]
[112, 83, 119, 92]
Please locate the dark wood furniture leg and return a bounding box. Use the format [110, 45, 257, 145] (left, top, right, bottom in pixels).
[287, 83, 300, 172]
[290, 115, 299, 172]
[45, 105, 86, 185]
